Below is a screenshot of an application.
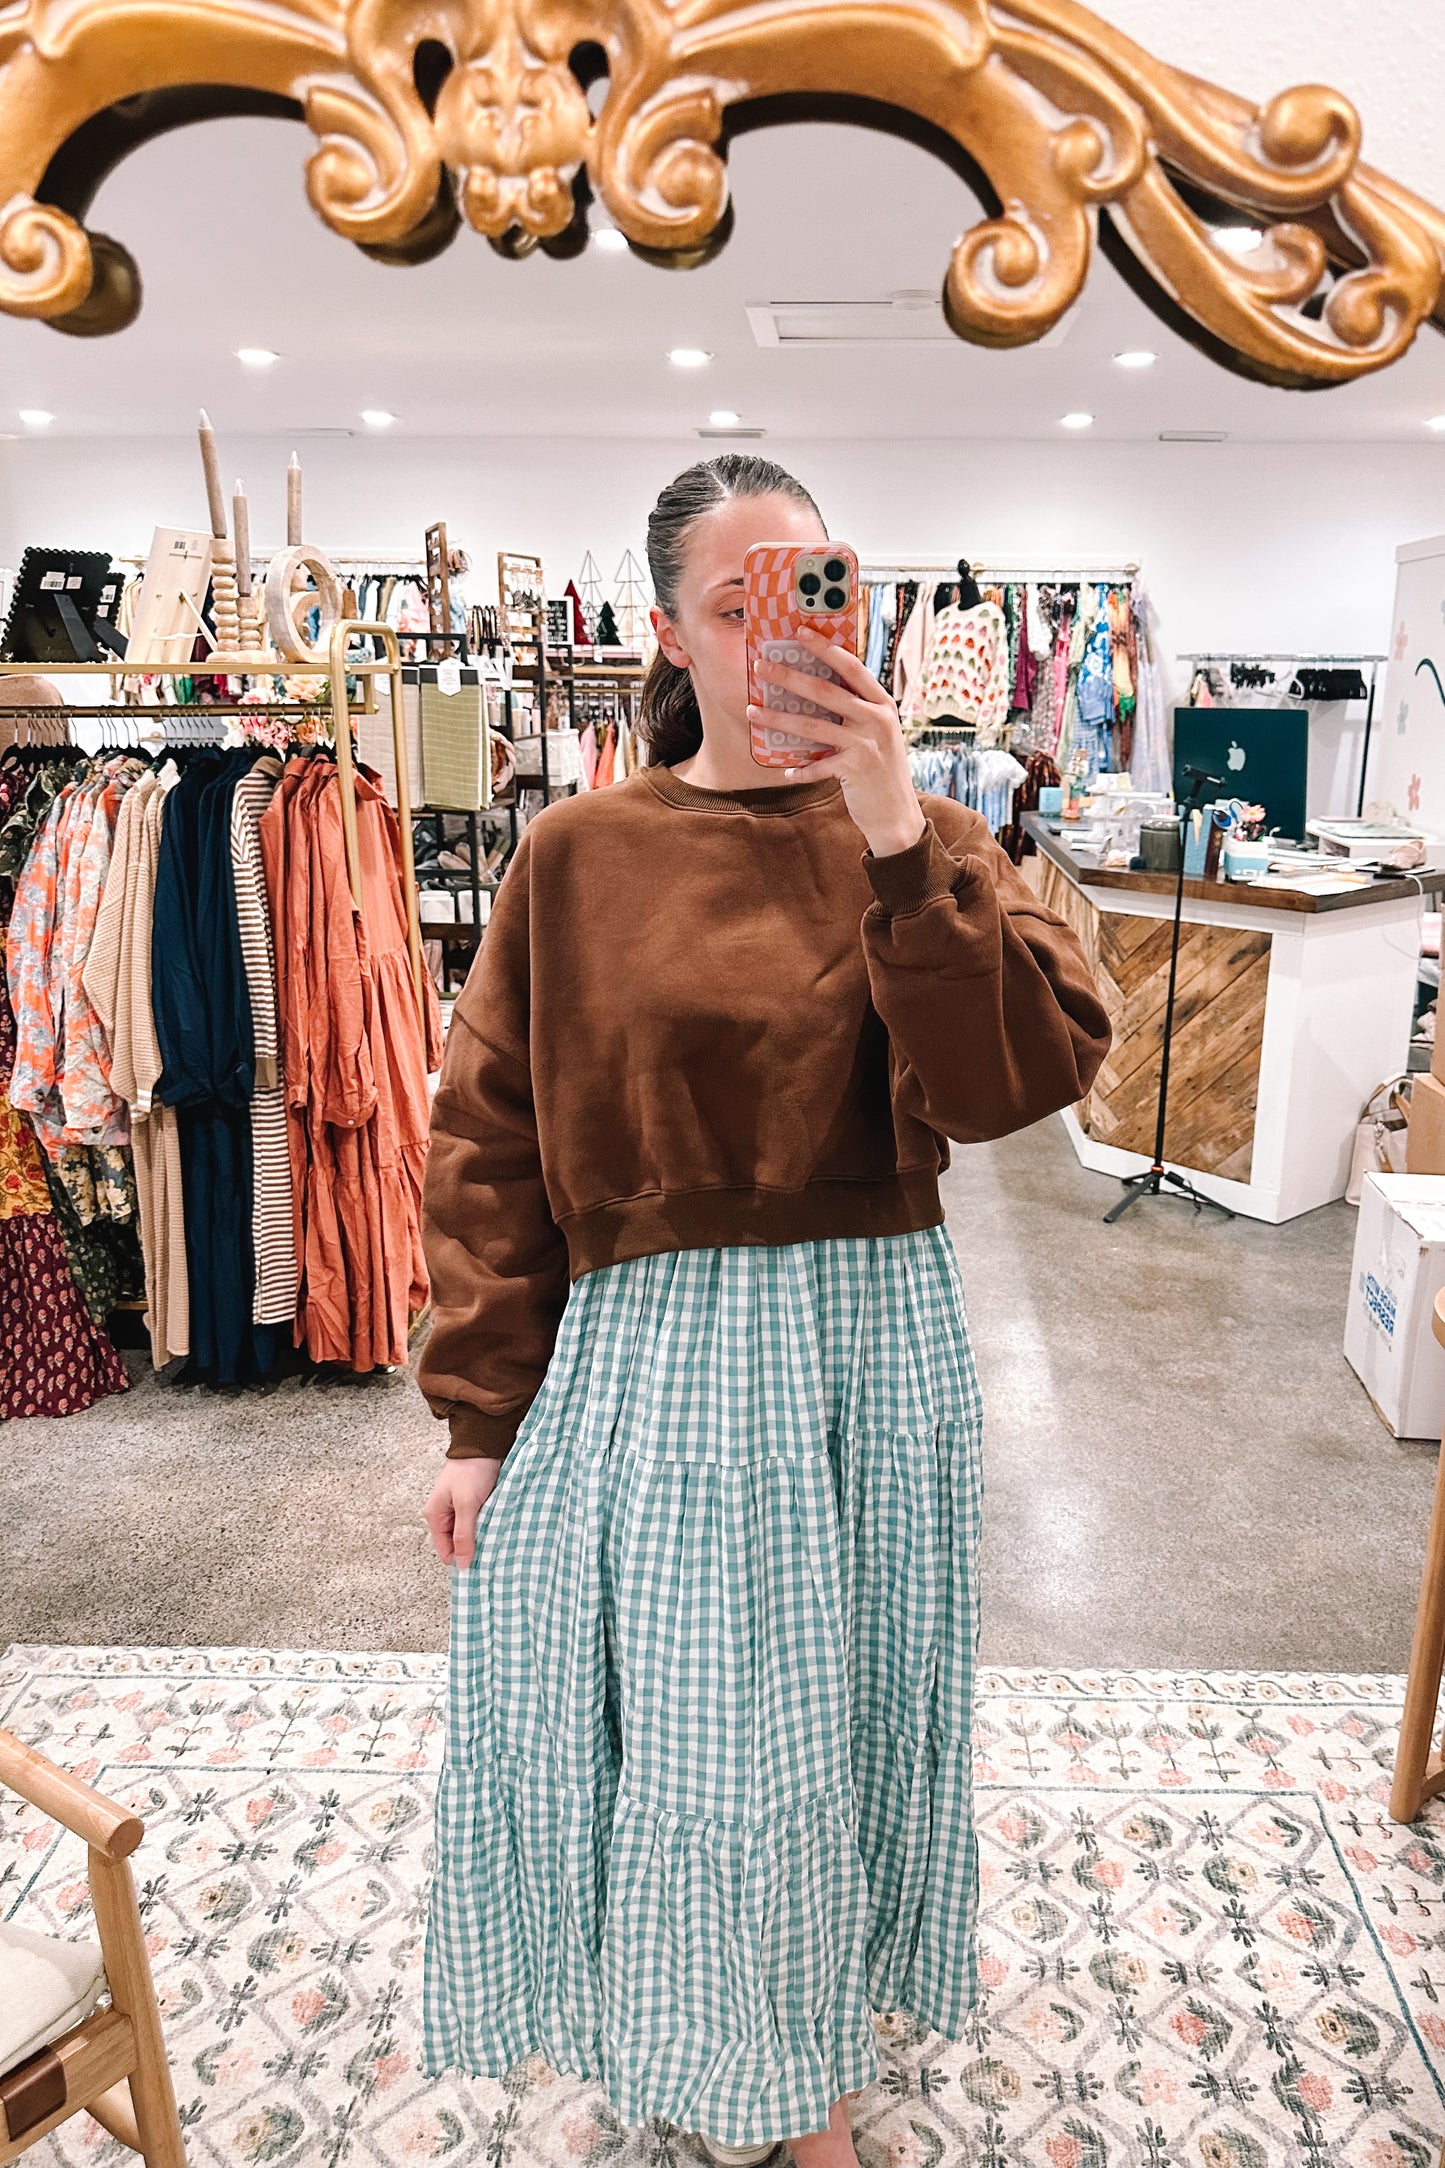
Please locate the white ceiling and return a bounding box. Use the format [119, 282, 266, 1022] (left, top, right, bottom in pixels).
[0, 1, 1442, 445]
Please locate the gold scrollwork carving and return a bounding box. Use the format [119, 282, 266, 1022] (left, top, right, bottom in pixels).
[0, 0, 1439, 389]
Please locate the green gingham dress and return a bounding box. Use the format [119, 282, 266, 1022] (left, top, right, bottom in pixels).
[421, 1223, 984, 2145]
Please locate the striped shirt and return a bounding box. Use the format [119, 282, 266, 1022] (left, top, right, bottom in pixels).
[230, 757, 299, 1328]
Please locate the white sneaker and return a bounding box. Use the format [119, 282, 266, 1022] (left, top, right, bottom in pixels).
[696, 2139, 781, 2167]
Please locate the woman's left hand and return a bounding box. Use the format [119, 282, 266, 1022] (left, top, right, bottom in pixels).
[749, 624, 927, 860]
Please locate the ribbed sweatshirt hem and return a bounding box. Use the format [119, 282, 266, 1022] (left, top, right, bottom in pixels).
[556, 1166, 945, 1279]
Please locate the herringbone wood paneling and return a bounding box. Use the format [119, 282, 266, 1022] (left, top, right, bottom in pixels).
[1036, 857, 1271, 1179]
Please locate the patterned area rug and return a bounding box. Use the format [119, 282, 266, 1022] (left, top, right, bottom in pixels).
[2, 1647, 1442, 2168]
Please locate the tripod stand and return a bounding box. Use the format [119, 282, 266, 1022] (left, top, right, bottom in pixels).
[1103, 769, 1236, 1225]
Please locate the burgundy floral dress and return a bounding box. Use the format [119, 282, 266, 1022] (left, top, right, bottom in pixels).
[0, 921, 129, 1418]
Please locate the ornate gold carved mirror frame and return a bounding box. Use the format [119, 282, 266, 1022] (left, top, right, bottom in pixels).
[2, 0, 1442, 391]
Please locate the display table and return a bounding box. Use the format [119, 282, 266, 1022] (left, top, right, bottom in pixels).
[1021, 812, 1445, 1222]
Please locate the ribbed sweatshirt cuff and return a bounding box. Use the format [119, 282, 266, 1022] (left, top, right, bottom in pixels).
[862, 820, 970, 915]
[444, 1402, 526, 1460]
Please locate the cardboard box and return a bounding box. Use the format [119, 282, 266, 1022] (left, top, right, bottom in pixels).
[1344, 1172, 1445, 1437]
[1409, 1070, 1445, 1172]
[1432, 1015, 1445, 1088]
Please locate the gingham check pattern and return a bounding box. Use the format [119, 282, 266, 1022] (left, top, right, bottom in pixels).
[422, 1226, 984, 2147]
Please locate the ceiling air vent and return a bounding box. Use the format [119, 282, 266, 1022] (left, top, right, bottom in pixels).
[746, 297, 1078, 348]
[696, 425, 766, 439]
[1158, 429, 1228, 442]
[292, 427, 357, 439]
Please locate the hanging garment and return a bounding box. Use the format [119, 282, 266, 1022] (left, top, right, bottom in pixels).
[0, 924, 128, 1418]
[1072, 590, 1118, 780]
[423, 1225, 983, 2143]
[7, 761, 142, 1156]
[1128, 586, 1175, 797]
[893, 583, 935, 722]
[995, 749, 1062, 865]
[911, 600, 1010, 743]
[864, 583, 894, 680]
[1021, 586, 1061, 756]
[82, 769, 189, 1367]
[883, 581, 916, 692]
[262, 756, 441, 1371]
[153, 748, 282, 1386]
[231, 756, 300, 1328]
[1010, 591, 1038, 713]
[1054, 591, 1090, 773]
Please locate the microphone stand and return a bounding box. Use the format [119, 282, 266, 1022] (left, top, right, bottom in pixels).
[1103, 769, 1236, 1225]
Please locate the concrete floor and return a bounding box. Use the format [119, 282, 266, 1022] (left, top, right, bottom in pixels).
[2, 1114, 1437, 1669]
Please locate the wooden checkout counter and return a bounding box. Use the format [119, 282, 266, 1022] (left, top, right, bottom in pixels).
[1020, 811, 1445, 1223]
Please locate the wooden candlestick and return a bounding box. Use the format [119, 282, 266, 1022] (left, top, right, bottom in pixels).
[198, 408, 227, 539]
[209, 534, 243, 657]
[233, 480, 252, 599]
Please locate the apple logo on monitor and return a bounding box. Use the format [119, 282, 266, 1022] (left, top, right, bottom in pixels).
[1227, 741, 1246, 771]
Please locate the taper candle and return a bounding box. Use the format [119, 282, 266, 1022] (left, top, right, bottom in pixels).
[198, 409, 227, 538]
[233, 480, 252, 598]
[287, 452, 302, 547]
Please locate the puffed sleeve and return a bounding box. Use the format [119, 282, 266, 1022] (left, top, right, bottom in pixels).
[416, 820, 572, 1460]
[859, 799, 1111, 1144]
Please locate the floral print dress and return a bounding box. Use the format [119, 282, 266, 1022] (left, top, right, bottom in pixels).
[0, 920, 128, 1416]
[0, 761, 130, 1418]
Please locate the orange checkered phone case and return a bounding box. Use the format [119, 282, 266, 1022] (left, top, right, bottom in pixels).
[743, 543, 861, 768]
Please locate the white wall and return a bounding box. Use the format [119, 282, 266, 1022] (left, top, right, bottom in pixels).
[3, 429, 1441, 671]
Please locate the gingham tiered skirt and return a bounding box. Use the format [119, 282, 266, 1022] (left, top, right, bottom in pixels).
[421, 1225, 984, 2145]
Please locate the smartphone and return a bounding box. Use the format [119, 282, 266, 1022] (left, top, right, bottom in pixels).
[743, 542, 861, 769]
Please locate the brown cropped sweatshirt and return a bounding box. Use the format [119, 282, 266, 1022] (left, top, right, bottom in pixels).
[417, 761, 1112, 1461]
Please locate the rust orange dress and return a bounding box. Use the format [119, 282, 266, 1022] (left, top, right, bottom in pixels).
[261, 756, 440, 1370]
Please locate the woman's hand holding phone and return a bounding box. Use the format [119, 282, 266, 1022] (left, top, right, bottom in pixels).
[750, 625, 927, 861]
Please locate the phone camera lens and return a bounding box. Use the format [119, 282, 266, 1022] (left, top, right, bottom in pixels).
[798, 572, 821, 596]
[823, 558, 847, 582]
[823, 586, 846, 610]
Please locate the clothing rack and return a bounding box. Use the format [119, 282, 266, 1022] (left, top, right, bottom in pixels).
[0, 628, 425, 1024]
[1180, 652, 1386, 820]
[1180, 651, 1387, 665]
[861, 559, 1140, 584]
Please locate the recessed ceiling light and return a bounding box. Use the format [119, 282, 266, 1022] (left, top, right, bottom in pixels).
[361, 409, 396, 428]
[236, 347, 280, 368]
[1214, 226, 1264, 256]
[668, 347, 713, 368]
[1113, 349, 1157, 369]
[1060, 411, 1094, 429]
[1426, 415, 1445, 432]
[18, 409, 53, 428]
[592, 226, 628, 254]
[708, 408, 741, 427]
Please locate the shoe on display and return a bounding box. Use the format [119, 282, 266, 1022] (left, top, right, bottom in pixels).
[696, 2139, 783, 2167]
[438, 847, 472, 871]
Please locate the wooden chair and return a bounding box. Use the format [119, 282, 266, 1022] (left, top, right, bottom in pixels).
[0, 1728, 185, 2164]
[1389, 1288, 1445, 1826]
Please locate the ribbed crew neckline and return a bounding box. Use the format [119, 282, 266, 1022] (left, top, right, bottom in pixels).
[641, 762, 842, 816]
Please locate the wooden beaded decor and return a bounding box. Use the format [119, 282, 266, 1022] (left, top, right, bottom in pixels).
[0, 0, 1442, 389]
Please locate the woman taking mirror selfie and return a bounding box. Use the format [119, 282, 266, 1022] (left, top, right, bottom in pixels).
[417, 454, 1112, 2167]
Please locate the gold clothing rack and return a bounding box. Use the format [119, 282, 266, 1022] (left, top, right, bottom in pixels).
[0, 622, 425, 1025]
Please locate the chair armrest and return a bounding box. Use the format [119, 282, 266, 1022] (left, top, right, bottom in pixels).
[0, 1730, 143, 1861]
